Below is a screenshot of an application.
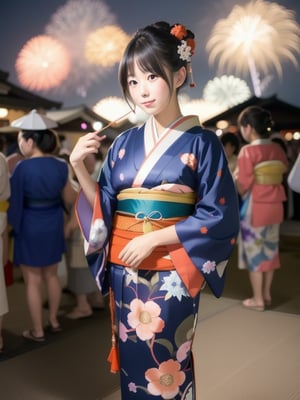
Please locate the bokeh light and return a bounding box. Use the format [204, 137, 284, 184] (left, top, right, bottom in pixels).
[0, 108, 8, 118]
[85, 25, 131, 67]
[15, 35, 71, 91]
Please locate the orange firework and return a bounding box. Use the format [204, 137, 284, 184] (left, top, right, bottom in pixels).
[15, 35, 71, 91]
[85, 25, 131, 67]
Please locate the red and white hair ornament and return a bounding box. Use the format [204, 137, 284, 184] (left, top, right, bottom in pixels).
[170, 24, 196, 88]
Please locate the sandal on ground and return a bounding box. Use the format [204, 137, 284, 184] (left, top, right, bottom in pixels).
[46, 322, 62, 334]
[242, 298, 265, 312]
[66, 308, 93, 320]
[264, 298, 272, 307]
[22, 330, 45, 342]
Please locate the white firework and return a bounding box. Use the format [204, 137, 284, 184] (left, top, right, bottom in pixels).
[203, 75, 251, 108]
[93, 96, 131, 125]
[206, 0, 300, 96]
[45, 0, 116, 97]
[179, 95, 226, 123]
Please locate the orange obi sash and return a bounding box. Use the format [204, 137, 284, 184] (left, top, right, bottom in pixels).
[108, 188, 196, 270]
[108, 213, 185, 270]
[108, 188, 204, 298]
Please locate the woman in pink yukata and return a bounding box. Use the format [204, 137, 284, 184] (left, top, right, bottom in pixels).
[235, 106, 289, 312]
[70, 21, 239, 399]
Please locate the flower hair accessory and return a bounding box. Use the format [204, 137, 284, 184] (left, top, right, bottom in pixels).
[170, 24, 196, 87]
[177, 40, 192, 62]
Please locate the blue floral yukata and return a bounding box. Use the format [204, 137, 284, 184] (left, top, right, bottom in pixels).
[76, 115, 240, 399]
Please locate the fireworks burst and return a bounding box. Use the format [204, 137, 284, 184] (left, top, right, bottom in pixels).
[15, 35, 71, 91]
[93, 96, 148, 125]
[45, 0, 117, 96]
[179, 95, 226, 123]
[85, 25, 131, 67]
[206, 0, 300, 96]
[203, 75, 251, 108]
[93, 96, 131, 125]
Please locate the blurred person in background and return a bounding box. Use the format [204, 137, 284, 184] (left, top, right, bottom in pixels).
[235, 106, 289, 311]
[8, 110, 76, 342]
[65, 153, 105, 319]
[220, 132, 240, 175]
[0, 135, 10, 352]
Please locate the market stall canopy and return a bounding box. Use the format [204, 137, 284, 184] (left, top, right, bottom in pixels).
[203, 95, 300, 131]
[0, 70, 61, 111]
[45, 105, 119, 139]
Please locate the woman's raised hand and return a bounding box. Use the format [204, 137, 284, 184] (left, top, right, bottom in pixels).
[69, 131, 106, 168]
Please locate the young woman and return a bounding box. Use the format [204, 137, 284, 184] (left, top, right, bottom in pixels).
[8, 110, 76, 341]
[70, 21, 239, 400]
[236, 106, 289, 311]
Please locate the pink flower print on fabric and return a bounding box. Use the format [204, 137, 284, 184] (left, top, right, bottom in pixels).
[119, 322, 128, 343]
[145, 359, 185, 399]
[180, 153, 197, 171]
[128, 382, 137, 393]
[119, 172, 125, 181]
[202, 260, 216, 274]
[176, 340, 192, 362]
[127, 299, 165, 341]
[118, 148, 125, 159]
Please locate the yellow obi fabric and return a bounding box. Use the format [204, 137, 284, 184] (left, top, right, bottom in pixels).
[0, 200, 9, 212]
[254, 160, 287, 185]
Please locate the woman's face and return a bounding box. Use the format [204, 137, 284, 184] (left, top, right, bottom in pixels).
[127, 60, 173, 117]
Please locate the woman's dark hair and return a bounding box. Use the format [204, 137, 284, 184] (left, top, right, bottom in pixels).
[237, 106, 274, 138]
[21, 129, 59, 154]
[220, 132, 240, 155]
[118, 21, 194, 104]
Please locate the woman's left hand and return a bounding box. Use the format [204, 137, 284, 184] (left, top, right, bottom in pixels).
[119, 234, 154, 271]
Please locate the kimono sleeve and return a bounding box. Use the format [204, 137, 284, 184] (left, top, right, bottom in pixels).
[75, 147, 117, 295]
[175, 132, 240, 297]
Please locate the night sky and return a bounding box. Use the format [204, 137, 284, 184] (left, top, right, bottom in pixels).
[1, 0, 300, 109]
